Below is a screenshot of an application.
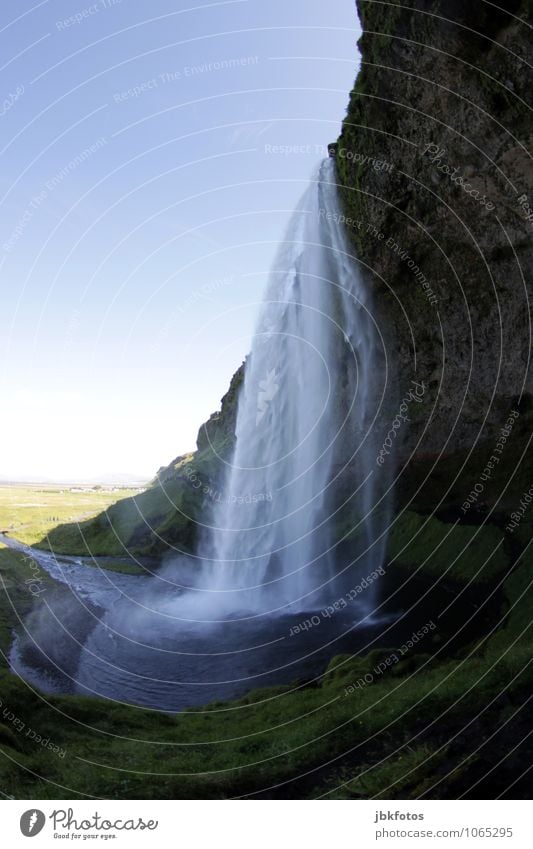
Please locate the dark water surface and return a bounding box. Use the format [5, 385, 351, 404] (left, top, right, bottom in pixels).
[3, 536, 420, 713]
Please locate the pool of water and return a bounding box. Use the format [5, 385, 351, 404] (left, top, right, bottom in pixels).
[5, 537, 413, 713]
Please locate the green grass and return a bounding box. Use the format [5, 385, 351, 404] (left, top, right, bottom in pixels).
[0, 474, 530, 798]
[41, 472, 200, 557]
[387, 511, 509, 585]
[0, 485, 142, 550]
[0, 524, 530, 799]
[0, 545, 54, 663]
[42, 447, 228, 558]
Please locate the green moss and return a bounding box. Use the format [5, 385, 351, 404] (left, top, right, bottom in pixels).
[487, 555, 532, 652]
[0, 546, 54, 666]
[387, 511, 509, 585]
[0, 526, 530, 799]
[331, 743, 452, 799]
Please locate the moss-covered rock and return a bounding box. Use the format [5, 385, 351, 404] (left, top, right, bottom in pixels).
[387, 510, 509, 585]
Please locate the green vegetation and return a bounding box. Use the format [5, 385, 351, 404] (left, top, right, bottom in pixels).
[0, 485, 142, 550]
[0, 487, 530, 799]
[0, 429, 528, 799]
[0, 527, 530, 799]
[39, 364, 245, 560]
[38, 456, 205, 557]
[0, 545, 54, 662]
[387, 511, 509, 585]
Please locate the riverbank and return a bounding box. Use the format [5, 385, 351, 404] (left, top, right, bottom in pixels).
[1, 491, 530, 799]
[0, 535, 530, 799]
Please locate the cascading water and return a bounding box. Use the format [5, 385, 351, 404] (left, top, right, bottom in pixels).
[10, 159, 397, 711]
[198, 158, 391, 615]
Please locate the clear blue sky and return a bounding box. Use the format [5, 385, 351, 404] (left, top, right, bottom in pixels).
[0, 0, 361, 481]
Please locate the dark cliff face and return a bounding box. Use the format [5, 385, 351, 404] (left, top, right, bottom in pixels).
[195, 361, 245, 457]
[337, 0, 533, 509]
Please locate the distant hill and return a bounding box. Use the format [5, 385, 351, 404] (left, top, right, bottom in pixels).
[84, 473, 151, 487]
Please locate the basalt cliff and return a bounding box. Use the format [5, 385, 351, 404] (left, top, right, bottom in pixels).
[337, 0, 533, 520]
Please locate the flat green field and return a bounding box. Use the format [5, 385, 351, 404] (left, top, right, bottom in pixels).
[0, 484, 143, 549]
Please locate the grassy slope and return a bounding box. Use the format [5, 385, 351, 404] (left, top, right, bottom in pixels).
[0, 545, 54, 665]
[0, 501, 530, 799]
[36, 455, 206, 557]
[41, 364, 245, 559]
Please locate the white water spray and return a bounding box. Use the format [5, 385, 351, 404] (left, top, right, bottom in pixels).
[9, 161, 395, 711]
[197, 159, 391, 615]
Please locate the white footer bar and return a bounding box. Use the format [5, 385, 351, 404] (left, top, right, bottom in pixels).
[1, 800, 530, 848]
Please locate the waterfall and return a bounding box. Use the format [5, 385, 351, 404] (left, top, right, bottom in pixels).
[197, 158, 391, 615]
[10, 159, 396, 711]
